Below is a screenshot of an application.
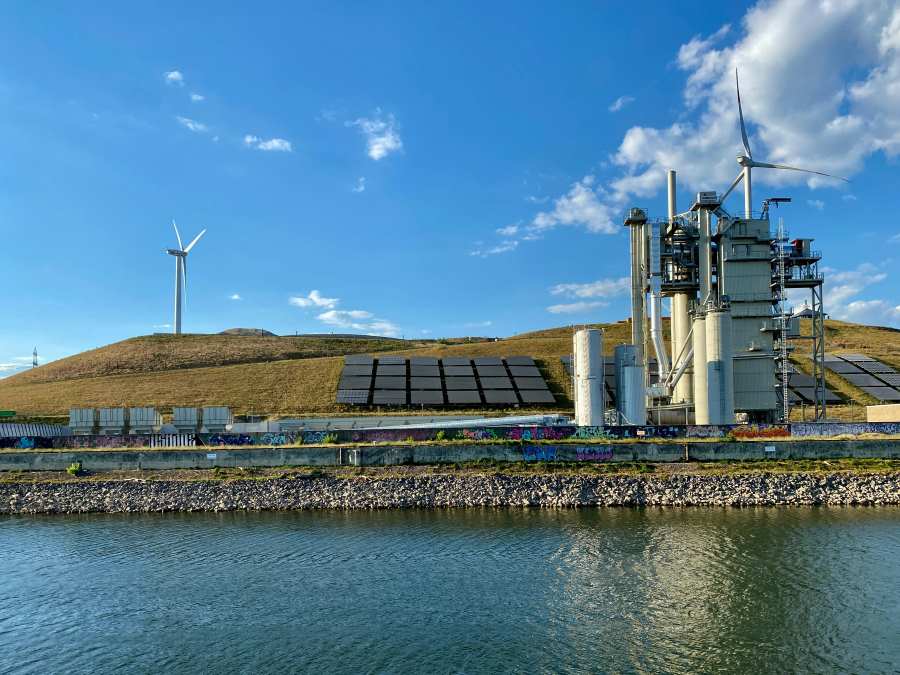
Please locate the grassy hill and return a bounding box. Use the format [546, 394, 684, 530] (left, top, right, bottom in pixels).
[1, 319, 899, 421]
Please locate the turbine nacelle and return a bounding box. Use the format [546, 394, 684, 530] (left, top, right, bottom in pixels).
[166, 220, 206, 335]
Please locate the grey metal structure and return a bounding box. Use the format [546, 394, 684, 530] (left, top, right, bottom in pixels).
[165, 221, 206, 335]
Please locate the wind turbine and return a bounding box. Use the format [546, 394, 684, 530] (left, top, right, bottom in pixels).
[721, 69, 848, 218]
[165, 221, 206, 335]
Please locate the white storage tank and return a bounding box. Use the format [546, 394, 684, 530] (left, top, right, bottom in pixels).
[98, 408, 126, 435]
[614, 344, 646, 425]
[129, 407, 162, 434]
[69, 408, 96, 435]
[706, 307, 735, 424]
[202, 406, 232, 432]
[692, 313, 709, 424]
[572, 329, 604, 427]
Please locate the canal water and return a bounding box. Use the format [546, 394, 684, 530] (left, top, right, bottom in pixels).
[1, 507, 898, 673]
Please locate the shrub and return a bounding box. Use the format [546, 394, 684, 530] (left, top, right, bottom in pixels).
[435, 430, 446, 441]
[323, 433, 339, 444]
[66, 461, 84, 476]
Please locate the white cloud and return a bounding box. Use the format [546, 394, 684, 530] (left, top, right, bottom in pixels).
[190, 92, 205, 102]
[229, 293, 242, 301]
[530, 176, 617, 234]
[820, 262, 900, 326]
[164, 70, 184, 86]
[546, 300, 609, 314]
[317, 309, 400, 337]
[842, 194, 858, 201]
[807, 199, 825, 211]
[347, 110, 403, 160]
[421, 329, 432, 335]
[550, 277, 631, 299]
[496, 224, 519, 237]
[352, 177, 366, 193]
[464, 321, 493, 328]
[153, 323, 172, 329]
[470, 240, 518, 257]
[176, 116, 208, 133]
[289, 290, 339, 309]
[608, 95, 635, 112]
[243, 135, 292, 152]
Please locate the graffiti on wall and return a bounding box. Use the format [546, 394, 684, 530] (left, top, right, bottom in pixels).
[522, 445, 558, 461]
[730, 424, 790, 439]
[575, 447, 614, 461]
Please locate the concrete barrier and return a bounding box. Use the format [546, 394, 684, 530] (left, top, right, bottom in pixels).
[1, 439, 899, 472]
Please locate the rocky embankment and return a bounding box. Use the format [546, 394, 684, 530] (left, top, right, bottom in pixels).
[2, 472, 899, 514]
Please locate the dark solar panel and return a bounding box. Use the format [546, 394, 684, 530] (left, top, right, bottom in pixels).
[410, 365, 440, 377]
[824, 389, 843, 403]
[823, 353, 841, 362]
[519, 390, 556, 404]
[377, 356, 406, 365]
[376, 364, 406, 376]
[441, 357, 471, 366]
[411, 391, 444, 405]
[372, 391, 407, 405]
[374, 376, 406, 390]
[410, 357, 439, 366]
[443, 365, 474, 377]
[339, 376, 372, 390]
[410, 377, 441, 390]
[792, 387, 843, 404]
[840, 353, 875, 362]
[878, 373, 900, 387]
[505, 356, 535, 366]
[826, 362, 864, 374]
[787, 373, 815, 388]
[859, 386, 900, 402]
[344, 355, 374, 365]
[859, 361, 896, 374]
[447, 390, 482, 405]
[341, 364, 373, 376]
[473, 357, 503, 366]
[475, 365, 507, 377]
[336, 390, 370, 404]
[480, 377, 513, 390]
[514, 377, 549, 390]
[508, 365, 541, 378]
[787, 390, 803, 403]
[843, 374, 884, 388]
[445, 377, 477, 390]
[483, 390, 519, 404]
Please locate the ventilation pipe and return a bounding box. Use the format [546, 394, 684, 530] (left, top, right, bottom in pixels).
[668, 170, 693, 403]
[573, 329, 605, 427]
[648, 221, 671, 383]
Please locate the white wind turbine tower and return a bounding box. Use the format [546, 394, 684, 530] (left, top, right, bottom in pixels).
[721, 69, 848, 218]
[166, 221, 206, 335]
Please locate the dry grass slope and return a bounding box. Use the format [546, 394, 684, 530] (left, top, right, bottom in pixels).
[2, 318, 899, 420]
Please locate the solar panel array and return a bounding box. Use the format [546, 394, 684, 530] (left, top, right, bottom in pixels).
[337, 356, 556, 406]
[824, 353, 900, 402]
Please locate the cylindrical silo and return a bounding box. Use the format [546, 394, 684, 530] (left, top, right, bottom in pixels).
[614, 344, 646, 425]
[671, 293, 693, 403]
[705, 308, 735, 424]
[573, 329, 604, 427]
[692, 312, 709, 424]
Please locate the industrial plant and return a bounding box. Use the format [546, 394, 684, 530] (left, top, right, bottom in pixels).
[571, 71, 841, 428]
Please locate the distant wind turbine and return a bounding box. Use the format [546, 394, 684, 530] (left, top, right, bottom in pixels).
[721, 69, 848, 218]
[165, 220, 206, 335]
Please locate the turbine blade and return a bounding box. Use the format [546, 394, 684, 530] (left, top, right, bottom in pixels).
[184, 228, 206, 253]
[735, 69, 752, 159]
[172, 220, 184, 250]
[752, 161, 849, 182]
[181, 256, 188, 306]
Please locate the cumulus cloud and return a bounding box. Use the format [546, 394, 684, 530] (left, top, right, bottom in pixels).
[317, 309, 400, 337]
[176, 116, 208, 133]
[546, 300, 609, 314]
[190, 92, 205, 102]
[347, 110, 403, 160]
[164, 70, 184, 86]
[289, 290, 339, 309]
[821, 262, 900, 326]
[464, 320, 493, 328]
[531, 176, 617, 234]
[229, 293, 242, 301]
[608, 95, 635, 112]
[243, 134, 292, 152]
[352, 177, 366, 193]
[550, 277, 631, 299]
[496, 224, 519, 237]
[469, 240, 518, 257]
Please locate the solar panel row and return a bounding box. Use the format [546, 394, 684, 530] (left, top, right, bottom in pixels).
[825, 353, 900, 401]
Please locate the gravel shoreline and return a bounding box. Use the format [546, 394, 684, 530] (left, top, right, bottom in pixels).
[2, 472, 899, 513]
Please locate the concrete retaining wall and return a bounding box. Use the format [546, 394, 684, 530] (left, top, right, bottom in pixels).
[1, 439, 898, 472]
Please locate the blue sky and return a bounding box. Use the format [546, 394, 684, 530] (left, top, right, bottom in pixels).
[2, 0, 899, 375]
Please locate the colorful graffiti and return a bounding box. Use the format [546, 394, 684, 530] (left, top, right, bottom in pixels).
[731, 424, 790, 439]
[575, 447, 614, 461]
[204, 434, 255, 446]
[522, 445, 558, 461]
